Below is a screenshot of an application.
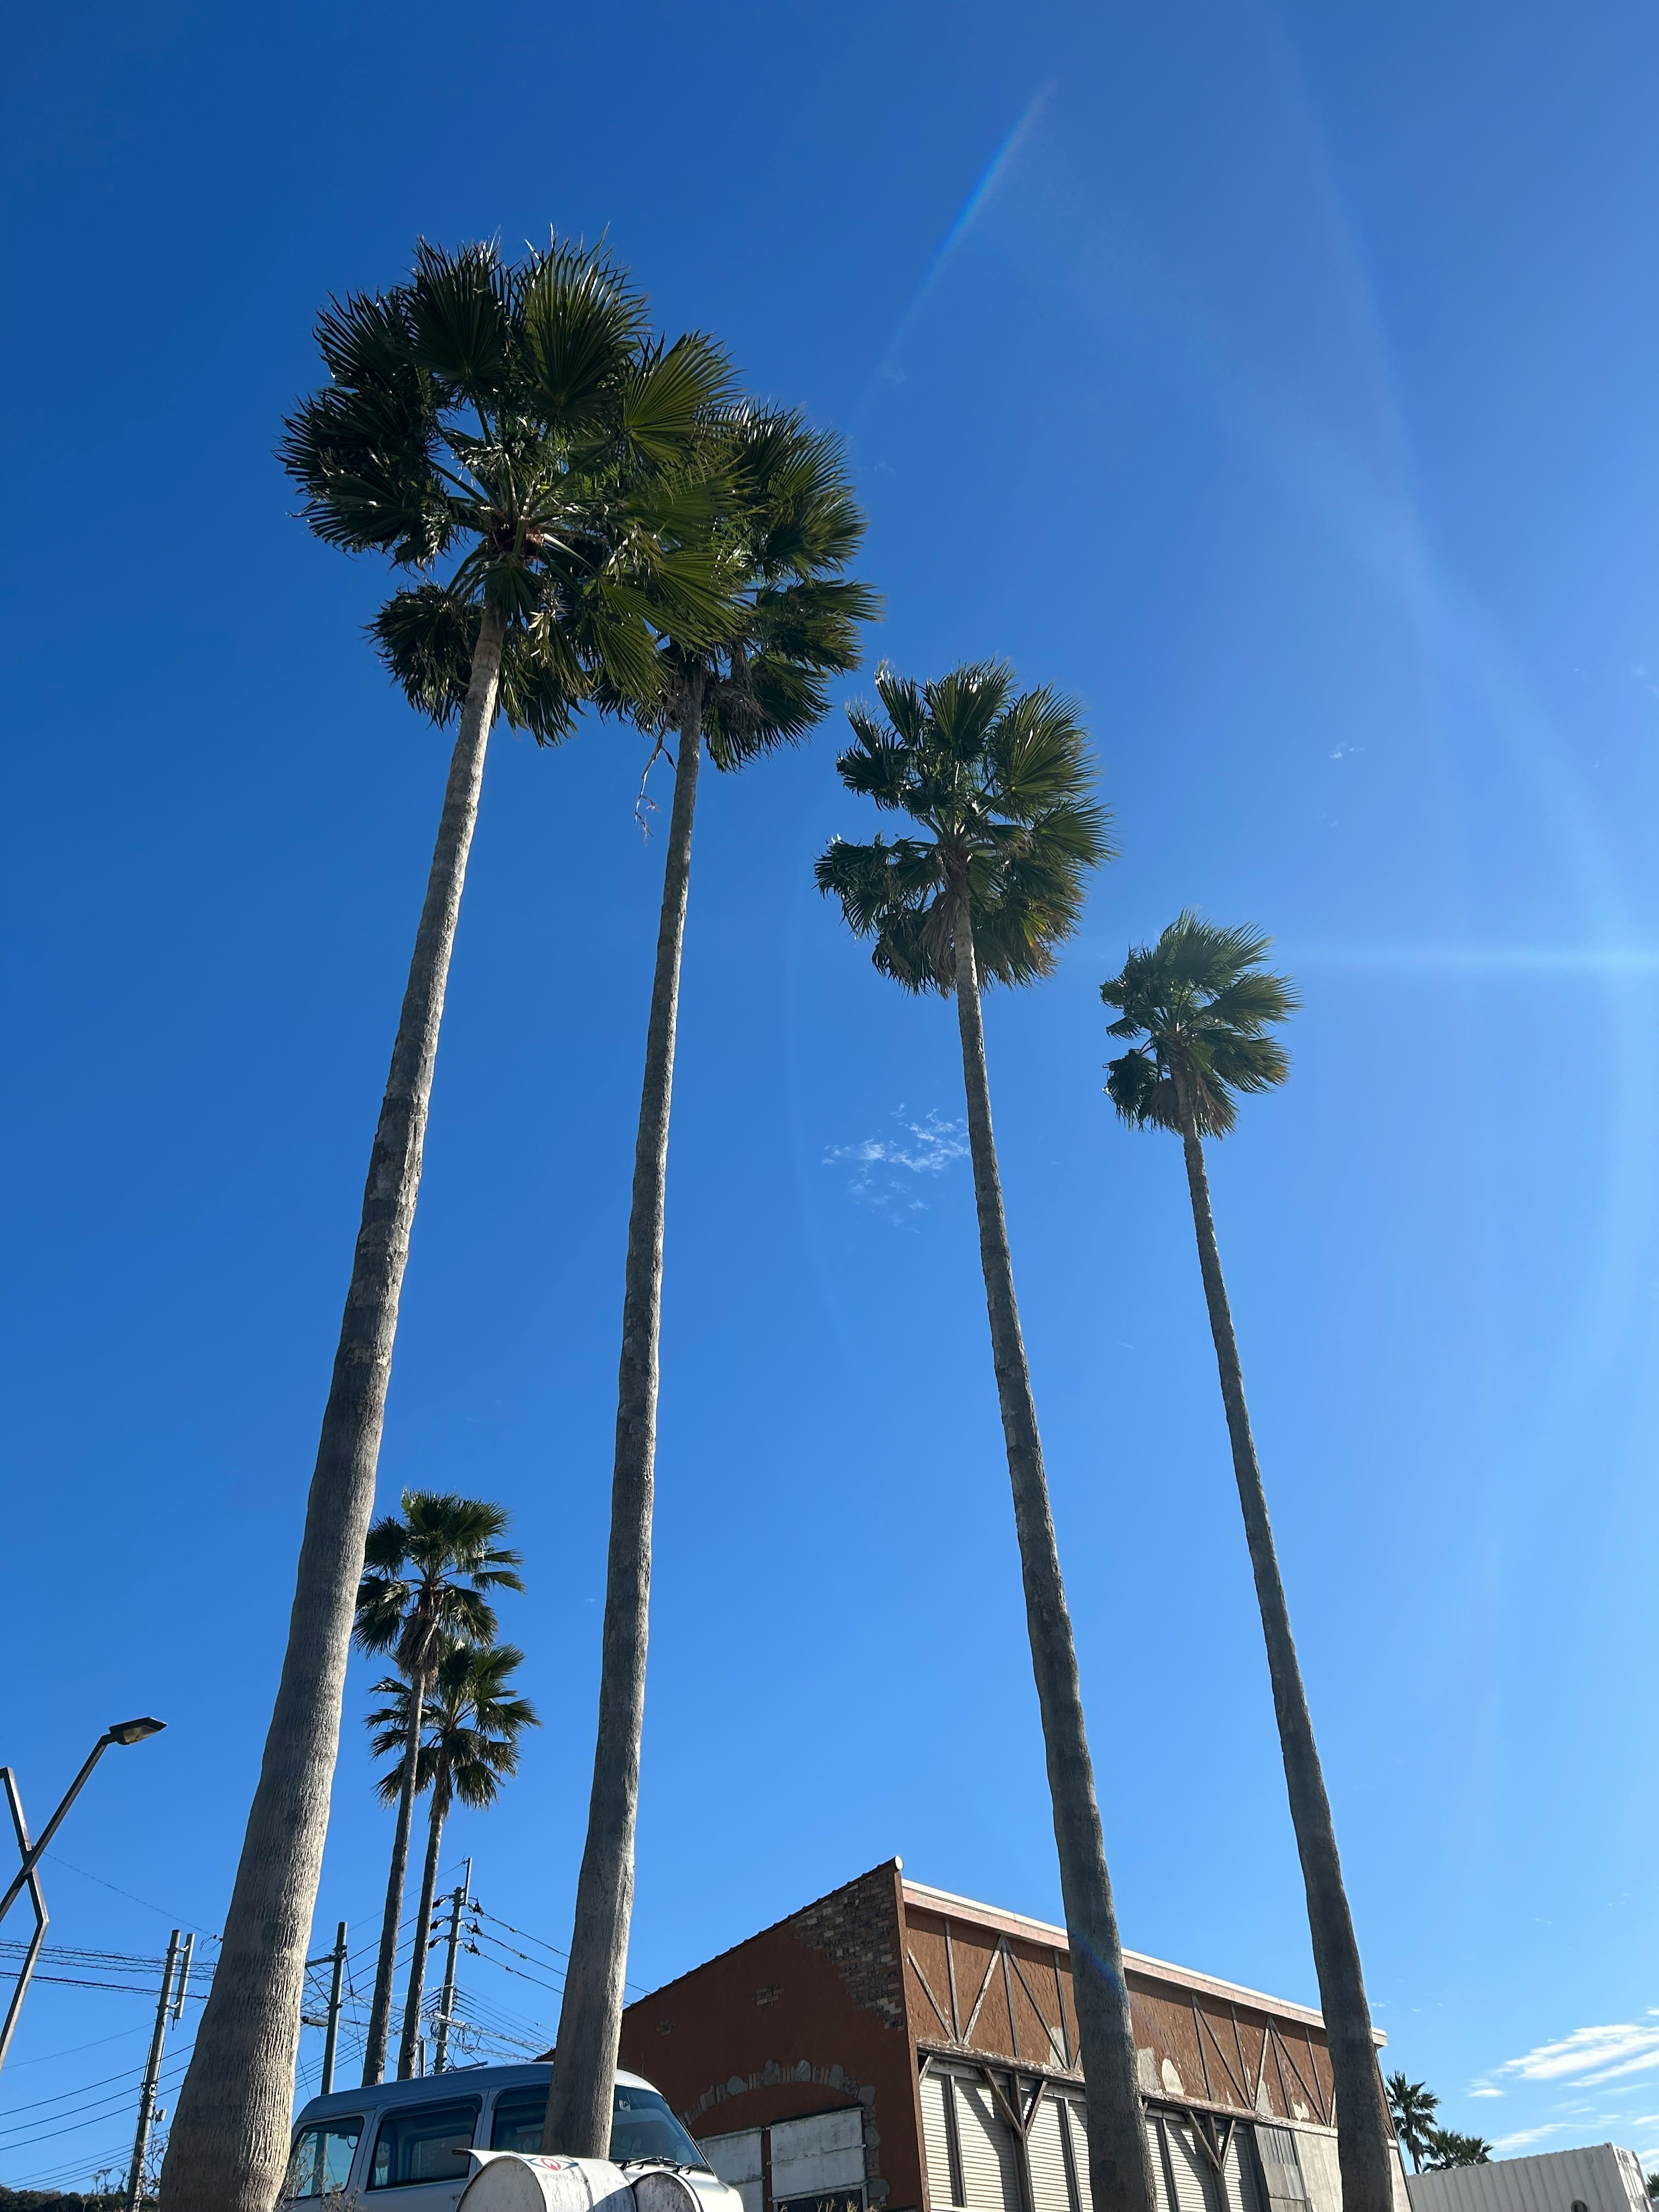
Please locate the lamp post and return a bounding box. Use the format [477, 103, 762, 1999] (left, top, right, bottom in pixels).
[0, 1717, 166, 2074]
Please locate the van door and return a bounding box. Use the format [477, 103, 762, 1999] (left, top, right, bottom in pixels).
[361, 2094, 483, 2212]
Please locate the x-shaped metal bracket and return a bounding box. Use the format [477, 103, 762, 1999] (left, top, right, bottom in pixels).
[0, 1769, 49, 2070]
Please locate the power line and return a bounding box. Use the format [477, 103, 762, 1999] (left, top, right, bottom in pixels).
[0, 2023, 150, 2073]
[0, 2059, 148, 2119]
[41, 1854, 219, 1938]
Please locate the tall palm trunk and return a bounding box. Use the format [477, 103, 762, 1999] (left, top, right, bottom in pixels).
[160, 607, 507, 2212]
[398, 1775, 451, 2080]
[365, 1667, 427, 2085]
[950, 889, 1154, 2212]
[1175, 1100, 1393, 2212]
[543, 677, 705, 2159]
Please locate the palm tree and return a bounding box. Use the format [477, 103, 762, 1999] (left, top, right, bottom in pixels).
[366, 1642, 539, 2078]
[350, 1491, 523, 2082]
[162, 240, 732, 2212]
[1385, 2073, 1442, 2174]
[543, 409, 875, 2158]
[1102, 914, 1391, 2212]
[815, 664, 1152, 2212]
[1424, 2132, 1492, 2171]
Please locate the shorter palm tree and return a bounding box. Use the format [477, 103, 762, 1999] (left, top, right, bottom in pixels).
[1103, 914, 1391, 2212]
[1385, 2073, 1441, 2174]
[817, 664, 1154, 2212]
[367, 1642, 539, 2077]
[353, 1493, 522, 2083]
[1424, 2131, 1492, 2171]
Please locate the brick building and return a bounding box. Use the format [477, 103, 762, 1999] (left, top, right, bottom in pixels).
[618, 1862, 1402, 2212]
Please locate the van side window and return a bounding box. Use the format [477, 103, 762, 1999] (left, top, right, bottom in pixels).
[368, 2098, 482, 2190]
[286, 2117, 363, 2198]
[490, 2088, 547, 2153]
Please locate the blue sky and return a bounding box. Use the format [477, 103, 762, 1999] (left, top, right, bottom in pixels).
[5, 0, 1659, 2191]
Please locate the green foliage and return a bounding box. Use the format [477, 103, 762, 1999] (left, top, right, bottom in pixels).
[815, 660, 1110, 994]
[1424, 2132, 1494, 2170]
[279, 235, 739, 738]
[1384, 2072, 1443, 2174]
[599, 404, 879, 772]
[366, 1642, 539, 1815]
[353, 1491, 523, 1688]
[1101, 910, 1297, 1138]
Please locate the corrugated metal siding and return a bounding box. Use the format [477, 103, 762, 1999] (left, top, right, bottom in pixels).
[1406, 2146, 1650, 2212]
[1027, 2097, 1073, 2212]
[922, 2075, 956, 2209]
[954, 2079, 1022, 2212]
[1257, 2126, 1313, 2212]
[1163, 2120, 1219, 2212]
[1144, 2118, 1175, 2212]
[1222, 2132, 1261, 2212]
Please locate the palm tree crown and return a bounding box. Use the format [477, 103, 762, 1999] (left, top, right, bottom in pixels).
[814, 661, 1110, 991]
[367, 1642, 539, 1820]
[1102, 910, 1296, 1136]
[279, 236, 736, 738]
[354, 1491, 524, 1681]
[612, 404, 877, 768]
[1385, 2073, 1442, 2174]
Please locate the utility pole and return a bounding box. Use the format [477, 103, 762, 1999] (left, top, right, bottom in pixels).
[320, 1921, 348, 2096]
[171, 1932, 194, 2024]
[127, 1929, 181, 2210]
[432, 1859, 470, 2074]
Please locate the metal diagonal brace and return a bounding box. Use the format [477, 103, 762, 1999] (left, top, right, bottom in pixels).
[0, 1770, 48, 2072]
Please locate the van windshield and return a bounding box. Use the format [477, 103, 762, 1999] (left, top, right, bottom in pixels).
[489, 2083, 709, 2170]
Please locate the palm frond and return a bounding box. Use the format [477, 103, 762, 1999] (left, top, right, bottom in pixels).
[620, 334, 737, 464]
[515, 238, 650, 424]
[817, 660, 1108, 998]
[407, 239, 512, 397]
[1100, 912, 1295, 1140]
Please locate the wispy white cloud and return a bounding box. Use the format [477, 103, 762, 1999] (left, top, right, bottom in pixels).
[1499, 2023, 1659, 2088]
[825, 1108, 969, 1220]
[1493, 2127, 1569, 2154]
[1467, 2081, 1502, 2100]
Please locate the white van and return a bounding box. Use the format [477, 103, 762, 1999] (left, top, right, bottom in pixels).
[285, 2064, 739, 2212]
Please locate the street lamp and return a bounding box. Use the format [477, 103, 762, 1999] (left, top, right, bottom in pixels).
[0, 1717, 167, 2071]
[0, 1718, 166, 1925]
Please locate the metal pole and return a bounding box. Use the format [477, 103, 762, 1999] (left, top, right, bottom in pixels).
[432, 1860, 470, 2074]
[126, 1929, 181, 2211]
[0, 1740, 108, 1927]
[0, 1771, 47, 2072]
[170, 1932, 194, 2024]
[0, 1718, 164, 1928]
[321, 1921, 347, 2096]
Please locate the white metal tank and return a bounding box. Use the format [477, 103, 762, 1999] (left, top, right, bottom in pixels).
[460, 2154, 707, 2212]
